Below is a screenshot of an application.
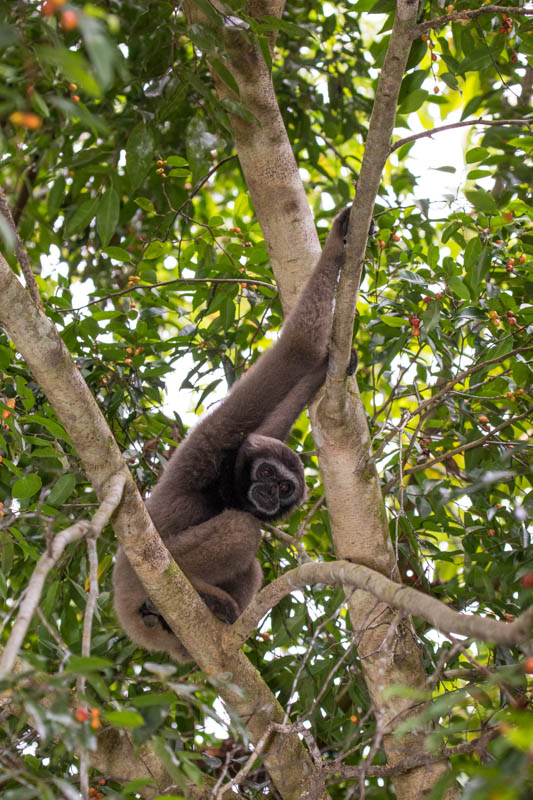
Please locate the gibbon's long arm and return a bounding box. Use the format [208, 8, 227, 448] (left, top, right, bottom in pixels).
[163, 207, 350, 493]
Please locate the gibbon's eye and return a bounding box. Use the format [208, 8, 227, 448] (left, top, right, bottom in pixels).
[258, 463, 274, 480]
[279, 480, 294, 497]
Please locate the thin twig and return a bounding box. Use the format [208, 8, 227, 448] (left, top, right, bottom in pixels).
[413, 5, 533, 39]
[54, 276, 277, 314]
[391, 117, 532, 153]
[398, 406, 531, 481]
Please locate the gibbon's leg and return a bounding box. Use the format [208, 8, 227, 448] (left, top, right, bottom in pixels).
[217, 558, 263, 612]
[113, 510, 262, 657]
[113, 548, 192, 662]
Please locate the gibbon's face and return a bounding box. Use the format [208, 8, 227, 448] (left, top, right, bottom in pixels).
[236, 455, 304, 521]
[234, 435, 306, 521]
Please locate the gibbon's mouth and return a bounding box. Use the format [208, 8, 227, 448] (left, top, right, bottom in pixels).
[249, 483, 280, 514]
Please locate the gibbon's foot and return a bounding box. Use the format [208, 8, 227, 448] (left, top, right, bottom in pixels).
[140, 599, 172, 632]
[199, 592, 239, 624]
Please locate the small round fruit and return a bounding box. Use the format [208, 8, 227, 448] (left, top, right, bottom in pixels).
[520, 574, 533, 589]
[523, 658, 533, 674]
[60, 9, 78, 30]
[479, 415, 489, 423]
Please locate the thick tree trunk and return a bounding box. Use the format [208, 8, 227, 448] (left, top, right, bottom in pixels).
[194, 0, 458, 796]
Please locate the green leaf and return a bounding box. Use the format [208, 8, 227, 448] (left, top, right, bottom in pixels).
[48, 176, 66, 217]
[379, 315, 406, 328]
[209, 57, 240, 95]
[103, 246, 133, 262]
[12, 474, 42, 499]
[398, 88, 427, 114]
[67, 656, 114, 672]
[422, 301, 440, 332]
[465, 147, 489, 164]
[167, 156, 188, 167]
[143, 241, 166, 259]
[464, 190, 499, 215]
[20, 414, 70, 441]
[447, 276, 471, 301]
[126, 123, 156, 192]
[65, 197, 99, 238]
[47, 474, 77, 507]
[463, 237, 482, 273]
[36, 46, 101, 96]
[106, 710, 144, 729]
[96, 187, 120, 247]
[135, 197, 156, 213]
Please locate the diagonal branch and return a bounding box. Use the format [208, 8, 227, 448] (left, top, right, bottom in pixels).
[0, 472, 126, 676]
[0, 184, 44, 311]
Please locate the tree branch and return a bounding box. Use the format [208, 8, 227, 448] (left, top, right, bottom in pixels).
[0, 472, 126, 676]
[413, 5, 533, 39]
[398, 406, 532, 481]
[325, 728, 498, 779]
[0, 184, 44, 311]
[391, 118, 533, 153]
[228, 560, 533, 649]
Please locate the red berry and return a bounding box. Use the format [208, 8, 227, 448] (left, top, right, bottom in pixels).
[520, 574, 533, 589]
[409, 316, 420, 325]
[524, 658, 533, 673]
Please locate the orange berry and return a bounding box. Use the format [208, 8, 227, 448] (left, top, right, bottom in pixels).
[431, 53, 437, 62]
[124, 358, 132, 365]
[503, 613, 514, 622]
[350, 714, 359, 723]
[518, 254, 526, 263]
[74, 708, 89, 722]
[10, 111, 42, 130]
[488, 529, 495, 536]
[71, 94, 80, 103]
[412, 326, 421, 337]
[507, 317, 517, 326]
[434, 292, 443, 300]
[479, 415, 489, 423]
[391, 233, 401, 241]
[421, 33, 429, 41]
[433, 86, 440, 94]
[60, 9, 78, 30]
[376, 239, 386, 248]
[504, 211, 514, 222]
